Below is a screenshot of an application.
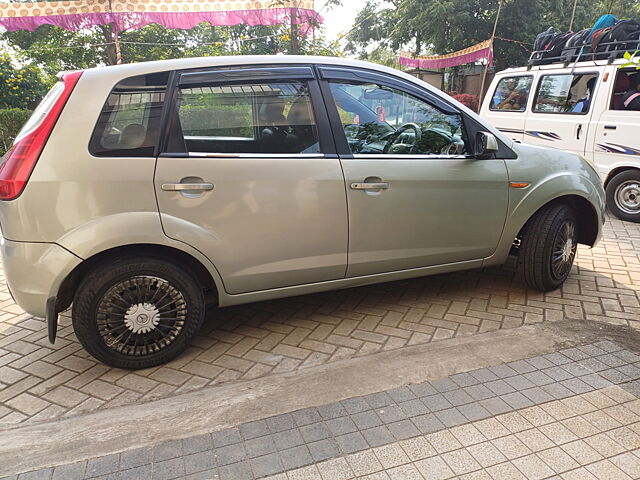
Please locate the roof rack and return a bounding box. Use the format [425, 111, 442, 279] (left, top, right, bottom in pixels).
[527, 33, 640, 69]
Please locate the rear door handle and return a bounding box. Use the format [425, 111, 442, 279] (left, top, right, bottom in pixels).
[161, 183, 214, 191]
[350, 182, 389, 190]
[576, 124, 583, 140]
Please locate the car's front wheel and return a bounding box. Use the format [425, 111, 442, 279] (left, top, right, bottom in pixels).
[606, 170, 640, 223]
[72, 257, 204, 369]
[518, 203, 578, 292]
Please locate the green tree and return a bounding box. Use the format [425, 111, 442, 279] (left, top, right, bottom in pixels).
[346, 0, 640, 71]
[3, 20, 340, 77]
[0, 53, 51, 109]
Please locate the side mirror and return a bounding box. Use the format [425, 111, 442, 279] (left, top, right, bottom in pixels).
[475, 131, 499, 159]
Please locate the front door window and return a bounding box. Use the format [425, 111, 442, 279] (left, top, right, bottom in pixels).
[327, 81, 468, 156]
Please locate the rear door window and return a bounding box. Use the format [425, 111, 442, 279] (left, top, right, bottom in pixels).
[174, 81, 320, 154]
[90, 72, 168, 157]
[490, 76, 533, 111]
[533, 73, 598, 114]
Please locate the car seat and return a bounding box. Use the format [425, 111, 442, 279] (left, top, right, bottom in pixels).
[285, 98, 317, 153]
[613, 73, 630, 110]
[259, 99, 288, 152]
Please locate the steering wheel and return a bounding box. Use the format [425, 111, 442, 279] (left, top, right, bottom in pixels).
[440, 141, 464, 155]
[343, 124, 361, 139]
[383, 123, 422, 154]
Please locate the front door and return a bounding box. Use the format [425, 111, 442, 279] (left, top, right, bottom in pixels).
[154, 67, 348, 294]
[319, 68, 509, 277]
[523, 69, 600, 154]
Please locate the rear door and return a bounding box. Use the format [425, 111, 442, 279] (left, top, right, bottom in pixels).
[524, 68, 601, 154]
[482, 74, 535, 143]
[154, 66, 348, 294]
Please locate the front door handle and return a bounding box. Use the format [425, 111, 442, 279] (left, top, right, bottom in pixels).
[576, 124, 582, 140]
[161, 183, 214, 191]
[350, 182, 389, 190]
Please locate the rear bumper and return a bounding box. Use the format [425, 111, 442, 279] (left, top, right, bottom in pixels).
[1, 239, 81, 318]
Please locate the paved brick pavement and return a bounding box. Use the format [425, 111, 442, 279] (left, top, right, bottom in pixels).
[5, 340, 640, 479]
[0, 214, 638, 427]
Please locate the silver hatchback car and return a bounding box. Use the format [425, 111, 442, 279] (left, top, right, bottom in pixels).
[0, 56, 605, 369]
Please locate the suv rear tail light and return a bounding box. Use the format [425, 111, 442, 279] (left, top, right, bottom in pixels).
[0, 70, 83, 200]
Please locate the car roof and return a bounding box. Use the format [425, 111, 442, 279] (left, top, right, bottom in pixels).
[79, 55, 397, 79]
[495, 57, 628, 75]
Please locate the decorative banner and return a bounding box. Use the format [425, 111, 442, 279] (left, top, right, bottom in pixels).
[400, 39, 493, 69]
[0, 0, 321, 32]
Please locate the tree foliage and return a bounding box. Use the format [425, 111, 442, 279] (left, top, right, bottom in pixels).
[347, 0, 640, 70]
[0, 108, 31, 153]
[2, 16, 341, 77]
[0, 53, 51, 109]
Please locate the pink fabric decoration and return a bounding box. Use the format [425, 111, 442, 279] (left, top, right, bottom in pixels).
[0, 8, 322, 33]
[399, 41, 494, 69]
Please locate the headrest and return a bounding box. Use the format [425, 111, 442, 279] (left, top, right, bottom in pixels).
[287, 99, 313, 126]
[259, 99, 286, 125]
[615, 73, 630, 93]
[119, 124, 147, 149]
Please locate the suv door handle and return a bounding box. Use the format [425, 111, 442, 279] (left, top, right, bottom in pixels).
[350, 182, 389, 190]
[161, 183, 214, 191]
[604, 125, 617, 130]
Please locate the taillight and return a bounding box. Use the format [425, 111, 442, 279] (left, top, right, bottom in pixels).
[0, 70, 83, 200]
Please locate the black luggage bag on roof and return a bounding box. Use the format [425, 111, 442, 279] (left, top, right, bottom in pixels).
[530, 31, 574, 65]
[560, 29, 591, 62]
[604, 19, 640, 56]
[533, 27, 559, 52]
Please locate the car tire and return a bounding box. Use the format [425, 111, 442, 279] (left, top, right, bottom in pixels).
[518, 203, 578, 292]
[605, 170, 640, 223]
[72, 256, 204, 369]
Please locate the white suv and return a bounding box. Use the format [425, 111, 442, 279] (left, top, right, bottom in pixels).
[481, 58, 640, 222]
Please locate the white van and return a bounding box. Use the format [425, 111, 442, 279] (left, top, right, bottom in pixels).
[481, 58, 640, 222]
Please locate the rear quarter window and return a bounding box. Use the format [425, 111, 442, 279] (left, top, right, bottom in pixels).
[89, 72, 169, 157]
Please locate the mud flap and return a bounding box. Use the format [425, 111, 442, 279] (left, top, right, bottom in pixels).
[46, 296, 58, 344]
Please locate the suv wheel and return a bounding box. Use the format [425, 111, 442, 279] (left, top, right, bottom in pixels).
[606, 170, 640, 222]
[72, 257, 204, 369]
[518, 203, 577, 292]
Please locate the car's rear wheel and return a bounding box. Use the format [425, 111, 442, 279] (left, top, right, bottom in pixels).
[72, 257, 204, 369]
[606, 170, 640, 222]
[518, 203, 578, 292]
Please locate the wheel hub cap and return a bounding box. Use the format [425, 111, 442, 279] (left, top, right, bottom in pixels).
[124, 302, 160, 334]
[615, 181, 640, 214]
[562, 239, 574, 263]
[551, 220, 577, 281]
[96, 276, 187, 356]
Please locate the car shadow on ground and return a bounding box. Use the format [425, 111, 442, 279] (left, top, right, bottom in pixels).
[198, 252, 638, 358]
